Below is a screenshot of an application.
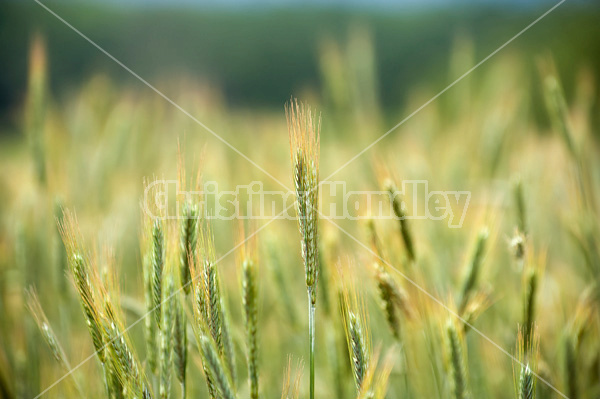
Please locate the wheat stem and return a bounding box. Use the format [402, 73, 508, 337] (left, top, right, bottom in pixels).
[287, 98, 320, 399]
[308, 288, 316, 399]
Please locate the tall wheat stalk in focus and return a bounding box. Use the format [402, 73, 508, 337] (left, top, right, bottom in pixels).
[287, 98, 320, 399]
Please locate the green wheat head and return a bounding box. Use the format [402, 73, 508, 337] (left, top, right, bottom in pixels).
[242, 255, 259, 399]
[152, 219, 166, 328]
[287, 98, 320, 302]
[179, 201, 199, 294]
[459, 228, 488, 315]
[383, 179, 416, 263]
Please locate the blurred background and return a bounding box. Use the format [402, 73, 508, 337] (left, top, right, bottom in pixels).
[1, 0, 600, 126]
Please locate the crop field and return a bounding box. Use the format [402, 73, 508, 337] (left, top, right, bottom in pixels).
[0, 5, 599, 399]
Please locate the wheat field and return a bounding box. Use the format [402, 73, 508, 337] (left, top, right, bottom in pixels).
[0, 17, 599, 399]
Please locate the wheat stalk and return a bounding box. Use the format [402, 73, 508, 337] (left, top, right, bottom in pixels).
[179, 201, 198, 295]
[458, 228, 488, 315]
[374, 264, 401, 340]
[102, 317, 149, 398]
[58, 212, 105, 365]
[384, 179, 416, 263]
[173, 293, 188, 398]
[71, 253, 106, 363]
[287, 98, 320, 292]
[514, 327, 539, 399]
[143, 253, 158, 374]
[446, 318, 470, 399]
[159, 261, 176, 399]
[190, 256, 217, 398]
[202, 244, 222, 348]
[338, 260, 371, 395]
[286, 98, 320, 399]
[192, 225, 237, 396]
[366, 220, 414, 326]
[513, 178, 527, 236]
[53, 199, 68, 298]
[58, 213, 114, 397]
[239, 228, 259, 399]
[198, 335, 236, 399]
[373, 262, 413, 341]
[347, 311, 369, 391]
[368, 221, 413, 394]
[242, 264, 259, 399]
[152, 219, 165, 328]
[522, 267, 538, 353]
[203, 259, 235, 381]
[100, 268, 151, 399]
